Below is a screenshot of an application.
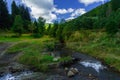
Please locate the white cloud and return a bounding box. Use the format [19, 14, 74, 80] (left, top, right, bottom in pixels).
[54, 8, 74, 14]
[66, 8, 86, 21]
[66, 16, 75, 21]
[68, 8, 74, 13]
[71, 8, 86, 17]
[78, 0, 104, 6]
[22, 0, 57, 23]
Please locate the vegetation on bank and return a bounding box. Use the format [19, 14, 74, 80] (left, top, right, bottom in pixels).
[2, 36, 71, 72]
[5, 36, 56, 72]
[66, 30, 120, 71]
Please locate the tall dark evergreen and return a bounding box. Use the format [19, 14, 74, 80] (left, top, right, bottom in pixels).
[37, 17, 46, 36]
[19, 5, 31, 31]
[33, 17, 45, 38]
[11, 1, 20, 21]
[0, 0, 10, 29]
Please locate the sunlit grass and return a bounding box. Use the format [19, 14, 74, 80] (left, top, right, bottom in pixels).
[5, 36, 56, 72]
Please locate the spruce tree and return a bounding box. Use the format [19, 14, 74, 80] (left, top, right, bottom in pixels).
[33, 17, 45, 38]
[11, 1, 20, 25]
[19, 5, 31, 32]
[0, 0, 10, 29]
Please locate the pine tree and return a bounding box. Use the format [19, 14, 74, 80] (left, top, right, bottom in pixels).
[0, 0, 10, 29]
[33, 17, 45, 38]
[19, 5, 31, 31]
[37, 17, 46, 37]
[12, 15, 23, 37]
[11, 1, 20, 24]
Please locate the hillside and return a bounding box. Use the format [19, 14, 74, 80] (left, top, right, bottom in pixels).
[62, 0, 120, 73]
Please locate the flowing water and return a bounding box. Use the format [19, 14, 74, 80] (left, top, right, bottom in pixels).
[0, 71, 33, 80]
[0, 43, 120, 80]
[71, 52, 120, 80]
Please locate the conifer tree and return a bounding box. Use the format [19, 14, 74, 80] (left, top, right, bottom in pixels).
[0, 0, 10, 29]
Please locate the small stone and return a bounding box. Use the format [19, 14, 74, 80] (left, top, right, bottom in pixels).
[88, 74, 92, 77]
[70, 68, 79, 74]
[65, 67, 69, 71]
[67, 71, 75, 77]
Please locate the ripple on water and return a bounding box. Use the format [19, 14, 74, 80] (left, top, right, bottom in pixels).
[80, 60, 106, 72]
[0, 71, 33, 80]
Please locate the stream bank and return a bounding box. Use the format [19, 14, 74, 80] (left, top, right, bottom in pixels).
[0, 42, 120, 80]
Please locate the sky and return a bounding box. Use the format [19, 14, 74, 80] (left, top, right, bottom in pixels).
[6, 0, 109, 23]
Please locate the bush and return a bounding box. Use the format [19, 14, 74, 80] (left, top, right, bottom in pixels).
[105, 19, 118, 36]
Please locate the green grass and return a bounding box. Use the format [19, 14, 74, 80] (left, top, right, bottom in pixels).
[5, 36, 57, 72]
[0, 33, 33, 42]
[59, 56, 72, 62]
[66, 30, 120, 72]
[1, 34, 70, 72]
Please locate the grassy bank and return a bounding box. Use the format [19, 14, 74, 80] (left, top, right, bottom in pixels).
[0, 34, 72, 72]
[5, 36, 57, 72]
[66, 30, 120, 72]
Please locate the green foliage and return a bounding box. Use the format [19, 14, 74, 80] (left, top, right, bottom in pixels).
[28, 22, 36, 34]
[111, 0, 120, 11]
[66, 30, 120, 71]
[56, 19, 65, 42]
[19, 5, 31, 32]
[105, 13, 119, 36]
[33, 17, 46, 38]
[50, 21, 59, 37]
[6, 36, 56, 72]
[11, 1, 20, 22]
[11, 1, 31, 32]
[12, 15, 24, 37]
[59, 56, 72, 62]
[46, 24, 51, 35]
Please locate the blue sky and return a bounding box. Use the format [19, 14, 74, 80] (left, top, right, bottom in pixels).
[6, 0, 109, 23]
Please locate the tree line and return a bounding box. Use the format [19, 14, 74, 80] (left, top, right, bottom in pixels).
[0, 0, 46, 37]
[0, 0, 120, 39]
[45, 0, 120, 42]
